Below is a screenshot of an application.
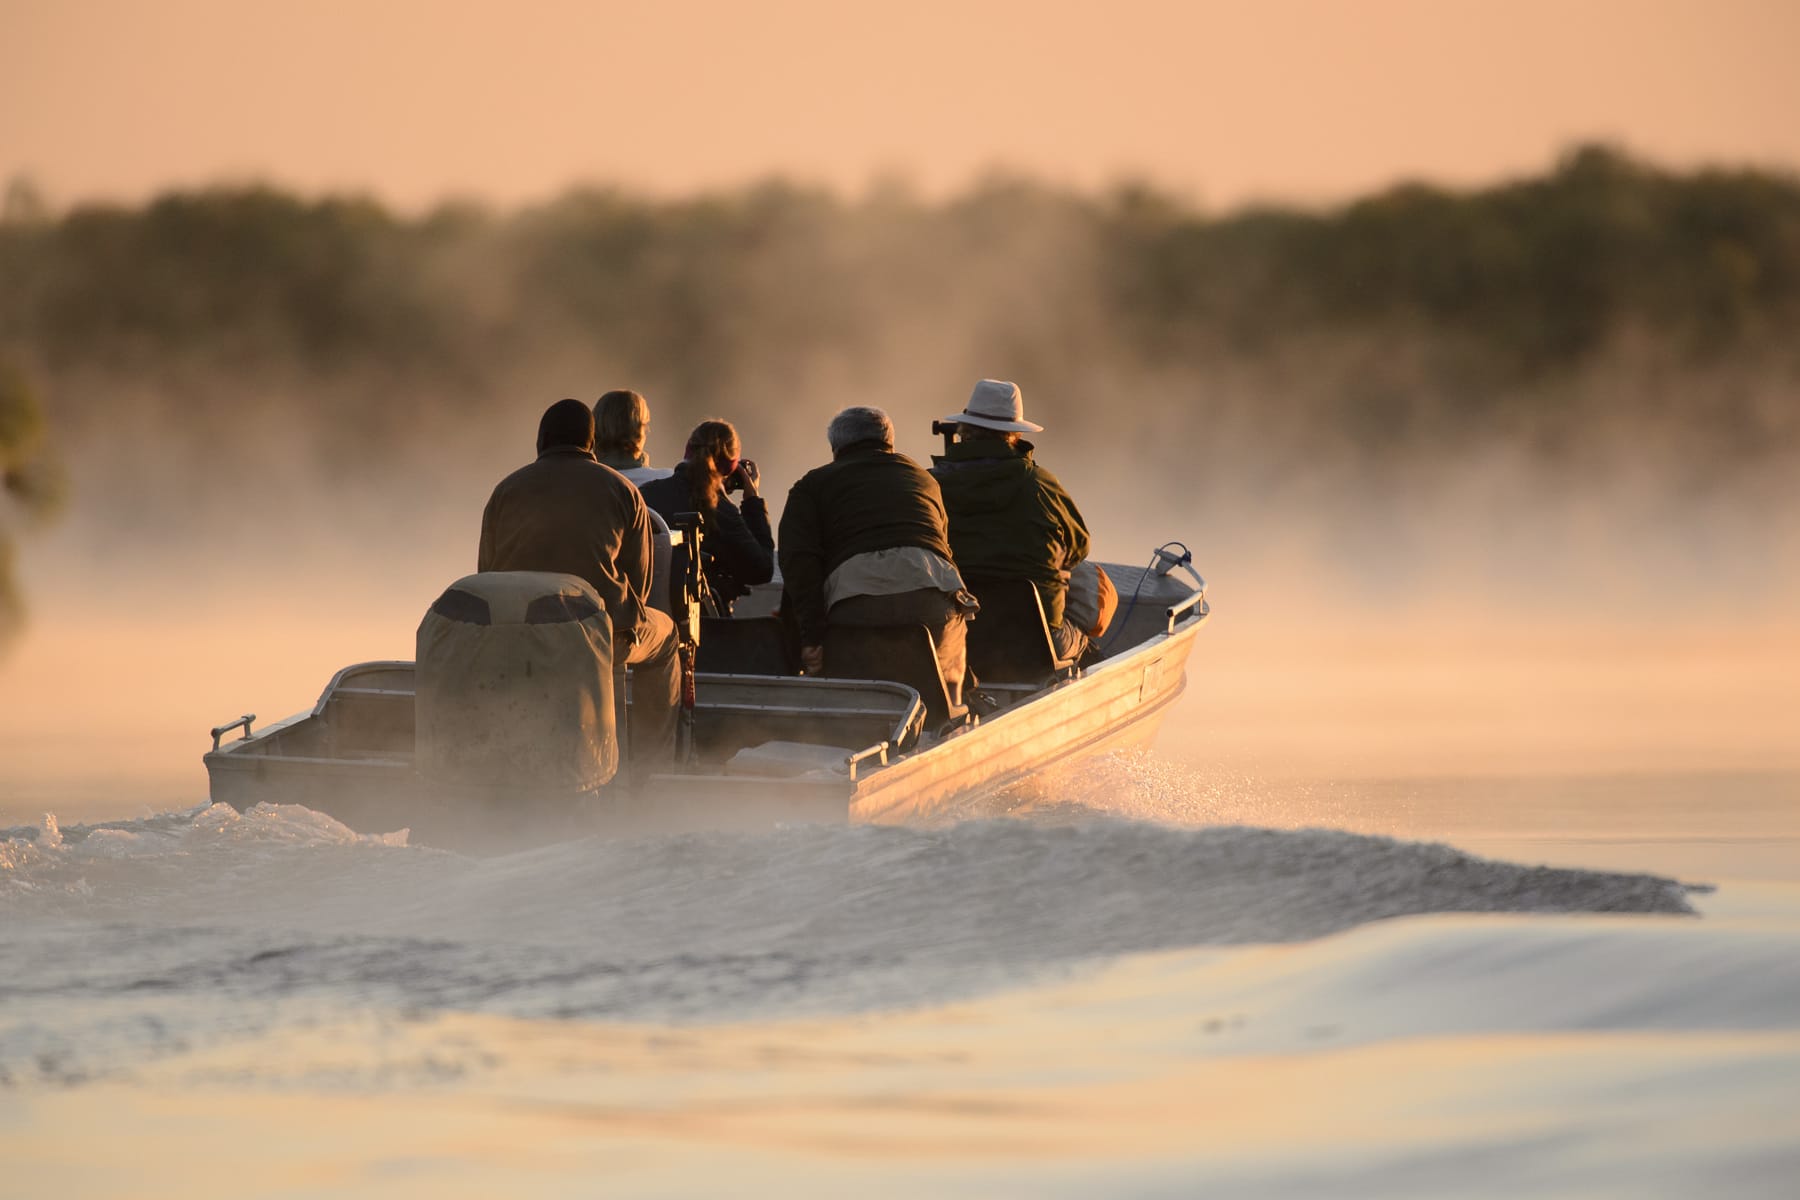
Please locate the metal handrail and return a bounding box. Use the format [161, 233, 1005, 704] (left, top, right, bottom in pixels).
[845, 741, 890, 782]
[1165, 590, 1209, 633]
[210, 714, 256, 751]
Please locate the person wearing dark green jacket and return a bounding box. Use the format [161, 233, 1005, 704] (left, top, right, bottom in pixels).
[931, 379, 1092, 660]
[779, 406, 973, 698]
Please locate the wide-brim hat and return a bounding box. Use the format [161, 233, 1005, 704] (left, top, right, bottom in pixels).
[943, 379, 1043, 433]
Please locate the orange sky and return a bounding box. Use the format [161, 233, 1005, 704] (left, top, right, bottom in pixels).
[3, 0, 1799, 210]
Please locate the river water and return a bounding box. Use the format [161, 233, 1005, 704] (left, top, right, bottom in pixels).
[3, 764, 1797, 1198]
[3, 552, 1799, 1197]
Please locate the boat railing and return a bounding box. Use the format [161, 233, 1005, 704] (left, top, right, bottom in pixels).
[210, 713, 256, 751]
[313, 660, 417, 716]
[846, 740, 890, 782]
[1165, 589, 1210, 633]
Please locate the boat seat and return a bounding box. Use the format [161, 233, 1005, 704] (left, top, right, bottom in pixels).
[822, 623, 968, 730]
[645, 508, 674, 618]
[963, 575, 1078, 686]
[696, 615, 792, 675]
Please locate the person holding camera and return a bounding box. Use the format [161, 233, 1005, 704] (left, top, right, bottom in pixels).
[637, 418, 774, 616]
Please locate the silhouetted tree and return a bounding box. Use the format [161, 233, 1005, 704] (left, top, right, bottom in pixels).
[0, 356, 66, 644]
[1, 144, 1796, 490]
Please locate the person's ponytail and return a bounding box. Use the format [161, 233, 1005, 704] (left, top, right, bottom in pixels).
[683, 419, 739, 514]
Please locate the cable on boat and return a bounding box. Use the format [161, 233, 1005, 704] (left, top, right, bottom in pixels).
[1098, 541, 1194, 654]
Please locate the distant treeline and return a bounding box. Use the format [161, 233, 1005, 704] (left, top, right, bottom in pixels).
[2, 144, 1798, 474]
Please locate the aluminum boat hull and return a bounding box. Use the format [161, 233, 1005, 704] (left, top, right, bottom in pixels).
[204, 561, 1207, 843]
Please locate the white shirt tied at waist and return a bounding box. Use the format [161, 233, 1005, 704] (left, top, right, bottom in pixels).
[823, 546, 967, 611]
[619, 465, 674, 486]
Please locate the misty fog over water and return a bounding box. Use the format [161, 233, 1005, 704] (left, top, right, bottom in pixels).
[3, 146, 1799, 817]
[3, 149, 1800, 1199]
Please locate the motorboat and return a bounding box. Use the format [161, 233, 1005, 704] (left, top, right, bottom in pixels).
[203, 548, 1208, 846]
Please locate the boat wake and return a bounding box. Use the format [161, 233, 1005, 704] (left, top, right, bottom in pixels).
[2, 766, 1706, 1088]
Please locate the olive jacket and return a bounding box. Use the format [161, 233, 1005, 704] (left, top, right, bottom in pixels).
[477, 446, 656, 644]
[777, 441, 956, 645]
[929, 438, 1090, 629]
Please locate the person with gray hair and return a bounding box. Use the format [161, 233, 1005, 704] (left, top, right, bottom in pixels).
[593, 389, 672, 485]
[778, 405, 975, 697]
[593, 389, 649, 470]
[826, 405, 893, 455]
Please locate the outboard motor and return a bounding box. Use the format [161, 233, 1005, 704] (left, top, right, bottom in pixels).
[415, 571, 617, 797]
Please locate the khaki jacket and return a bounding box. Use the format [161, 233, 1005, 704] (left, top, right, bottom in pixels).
[477, 446, 655, 643]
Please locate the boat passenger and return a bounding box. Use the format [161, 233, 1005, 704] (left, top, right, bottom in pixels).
[778, 405, 976, 701]
[478, 398, 679, 779]
[930, 379, 1093, 661]
[593, 389, 673, 485]
[637, 418, 774, 616]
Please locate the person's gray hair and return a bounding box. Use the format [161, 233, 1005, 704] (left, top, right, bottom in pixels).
[594, 389, 649, 459]
[827, 406, 894, 455]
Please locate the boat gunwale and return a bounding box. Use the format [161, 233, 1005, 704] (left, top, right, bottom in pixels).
[205, 669, 930, 775]
[846, 604, 1207, 818]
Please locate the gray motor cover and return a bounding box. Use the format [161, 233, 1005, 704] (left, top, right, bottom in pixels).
[415, 571, 617, 792]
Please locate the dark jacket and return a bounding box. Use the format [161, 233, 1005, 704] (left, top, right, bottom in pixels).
[638, 462, 775, 611]
[778, 441, 955, 645]
[477, 446, 655, 642]
[930, 438, 1089, 629]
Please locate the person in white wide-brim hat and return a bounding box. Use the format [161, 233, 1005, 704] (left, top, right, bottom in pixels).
[945, 378, 1045, 433]
[930, 380, 1093, 663]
